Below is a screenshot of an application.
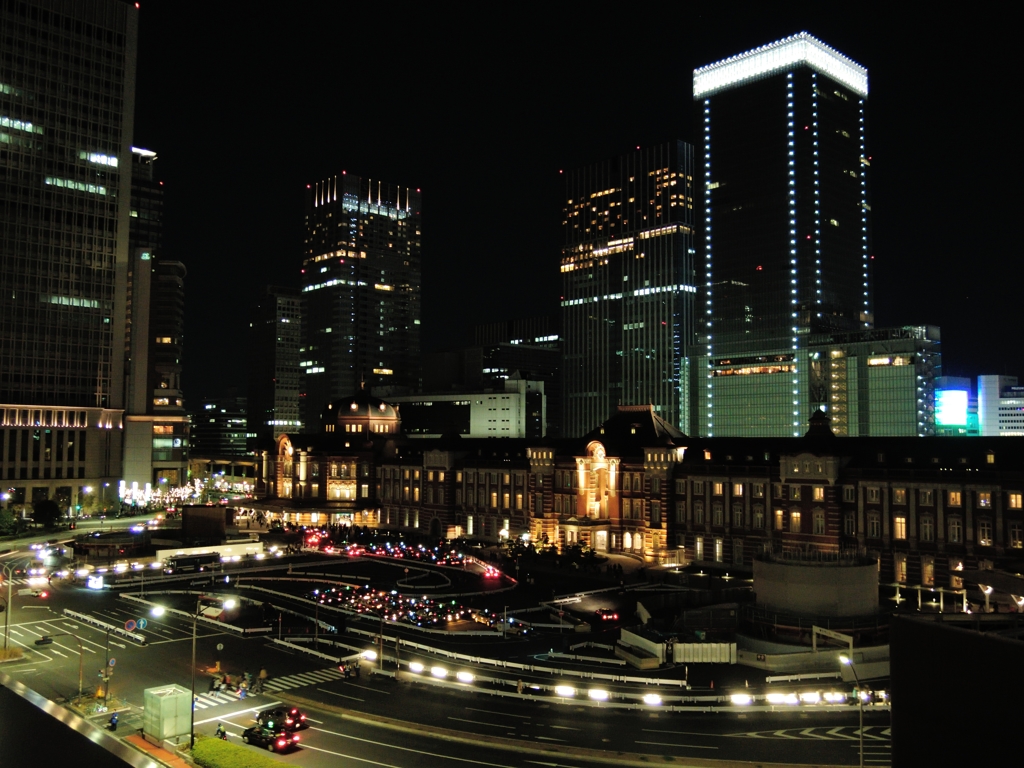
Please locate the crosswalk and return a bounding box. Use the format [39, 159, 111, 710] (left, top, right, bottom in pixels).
[263, 666, 348, 692]
[193, 666, 347, 710]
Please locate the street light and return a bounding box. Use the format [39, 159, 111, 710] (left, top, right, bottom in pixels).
[2, 563, 14, 650]
[839, 654, 864, 768]
[152, 597, 236, 750]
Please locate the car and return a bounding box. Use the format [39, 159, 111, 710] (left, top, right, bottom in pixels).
[595, 608, 619, 621]
[241, 725, 299, 752]
[256, 705, 308, 731]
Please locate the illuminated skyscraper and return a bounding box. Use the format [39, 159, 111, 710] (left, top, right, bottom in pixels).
[301, 174, 421, 425]
[0, 0, 138, 512]
[694, 33, 891, 436]
[561, 141, 697, 437]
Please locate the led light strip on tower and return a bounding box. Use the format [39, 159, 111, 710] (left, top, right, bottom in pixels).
[693, 32, 867, 98]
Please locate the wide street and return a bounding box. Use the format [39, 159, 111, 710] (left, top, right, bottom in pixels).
[0, 543, 892, 767]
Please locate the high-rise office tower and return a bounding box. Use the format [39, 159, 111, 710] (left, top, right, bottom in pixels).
[122, 146, 190, 492]
[692, 34, 938, 438]
[301, 174, 421, 426]
[0, 0, 138, 514]
[248, 285, 302, 450]
[694, 34, 877, 436]
[561, 141, 696, 437]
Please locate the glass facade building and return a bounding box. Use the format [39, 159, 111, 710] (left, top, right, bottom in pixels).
[696, 34, 872, 436]
[248, 285, 302, 449]
[561, 141, 696, 437]
[301, 174, 421, 426]
[0, 0, 138, 513]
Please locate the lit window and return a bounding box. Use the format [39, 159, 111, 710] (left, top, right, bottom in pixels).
[894, 516, 907, 540]
[895, 554, 907, 583]
[922, 557, 935, 586]
[948, 491, 962, 507]
[775, 509, 784, 531]
[893, 488, 906, 504]
[694, 536, 704, 561]
[732, 483, 743, 497]
[1009, 493, 1022, 510]
[713, 482, 724, 496]
[813, 486, 824, 502]
[977, 492, 992, 508]
[790, 511, 801, 533]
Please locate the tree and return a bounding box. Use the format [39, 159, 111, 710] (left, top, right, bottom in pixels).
[32, 499, 61, 529]
[0, 509, 17, 536]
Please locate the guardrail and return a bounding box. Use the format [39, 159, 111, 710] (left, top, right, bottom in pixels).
[63, 609, 147, 644]
[119, 593, 273, 635]
[766, 671, 843, 683]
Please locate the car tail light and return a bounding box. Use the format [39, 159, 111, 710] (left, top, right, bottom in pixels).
[285, 718, 293, 725]
[299, 714, 306, 721]
[293, 735, 300, 742]
[277, 739, 286, 747]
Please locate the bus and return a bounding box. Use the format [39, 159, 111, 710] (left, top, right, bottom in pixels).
[164, 553, 220, 574]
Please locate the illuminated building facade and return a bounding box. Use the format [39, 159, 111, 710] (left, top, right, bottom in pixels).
[0, 0, 138, 514]
[935, 376, 978, 437]
[561, 141, 696, 437]
[301, 174, 421, 426]
[978, 375, 1024, 436]
[696, 34, 873, 436]
[251, 400, 1024, 594]
[248, 285, 302, 449]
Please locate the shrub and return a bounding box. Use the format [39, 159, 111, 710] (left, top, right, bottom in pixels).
[0, 648, 25, 661]
[191, 734, 285, 768]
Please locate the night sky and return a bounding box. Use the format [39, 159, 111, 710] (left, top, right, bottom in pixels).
[131, 5, 1018, 403]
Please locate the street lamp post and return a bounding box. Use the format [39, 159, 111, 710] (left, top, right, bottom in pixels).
[2, 563, 14, 650]
[839, 654, 864, 768]
[153, 596, 235, 750]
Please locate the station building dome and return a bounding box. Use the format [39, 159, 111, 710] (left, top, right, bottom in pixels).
[320, 386, 401, 436]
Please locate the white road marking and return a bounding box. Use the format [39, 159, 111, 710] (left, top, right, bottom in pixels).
[533, 735, 566, 742]
[309, 726, 513, 766]
[466, 707, 528, 719]
[447, 716, 503, 728]
[549, 725, 579, 731]
[316, 687, 365, 702]
[298, 743, 402, 767]
[635, 740, 718, 750]
[194, 702, 282, 725]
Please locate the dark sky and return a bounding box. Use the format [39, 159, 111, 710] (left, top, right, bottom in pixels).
[131, 4, 1019, 402]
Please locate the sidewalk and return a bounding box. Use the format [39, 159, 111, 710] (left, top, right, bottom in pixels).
[124, 734, 191, 768]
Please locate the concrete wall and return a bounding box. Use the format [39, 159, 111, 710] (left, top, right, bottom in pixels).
[754, 559, 878, 617]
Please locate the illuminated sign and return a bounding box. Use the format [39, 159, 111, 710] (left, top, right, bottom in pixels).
[936, 389, 968, 427]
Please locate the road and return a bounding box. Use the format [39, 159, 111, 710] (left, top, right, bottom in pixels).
[0, 547, 891, 766]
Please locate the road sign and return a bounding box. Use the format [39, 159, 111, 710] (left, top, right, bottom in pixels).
[216, 643, 224, 651]
[138, 618, 147, 630]
[124, 620, 137, 632]
[108, 657, 116, 667]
